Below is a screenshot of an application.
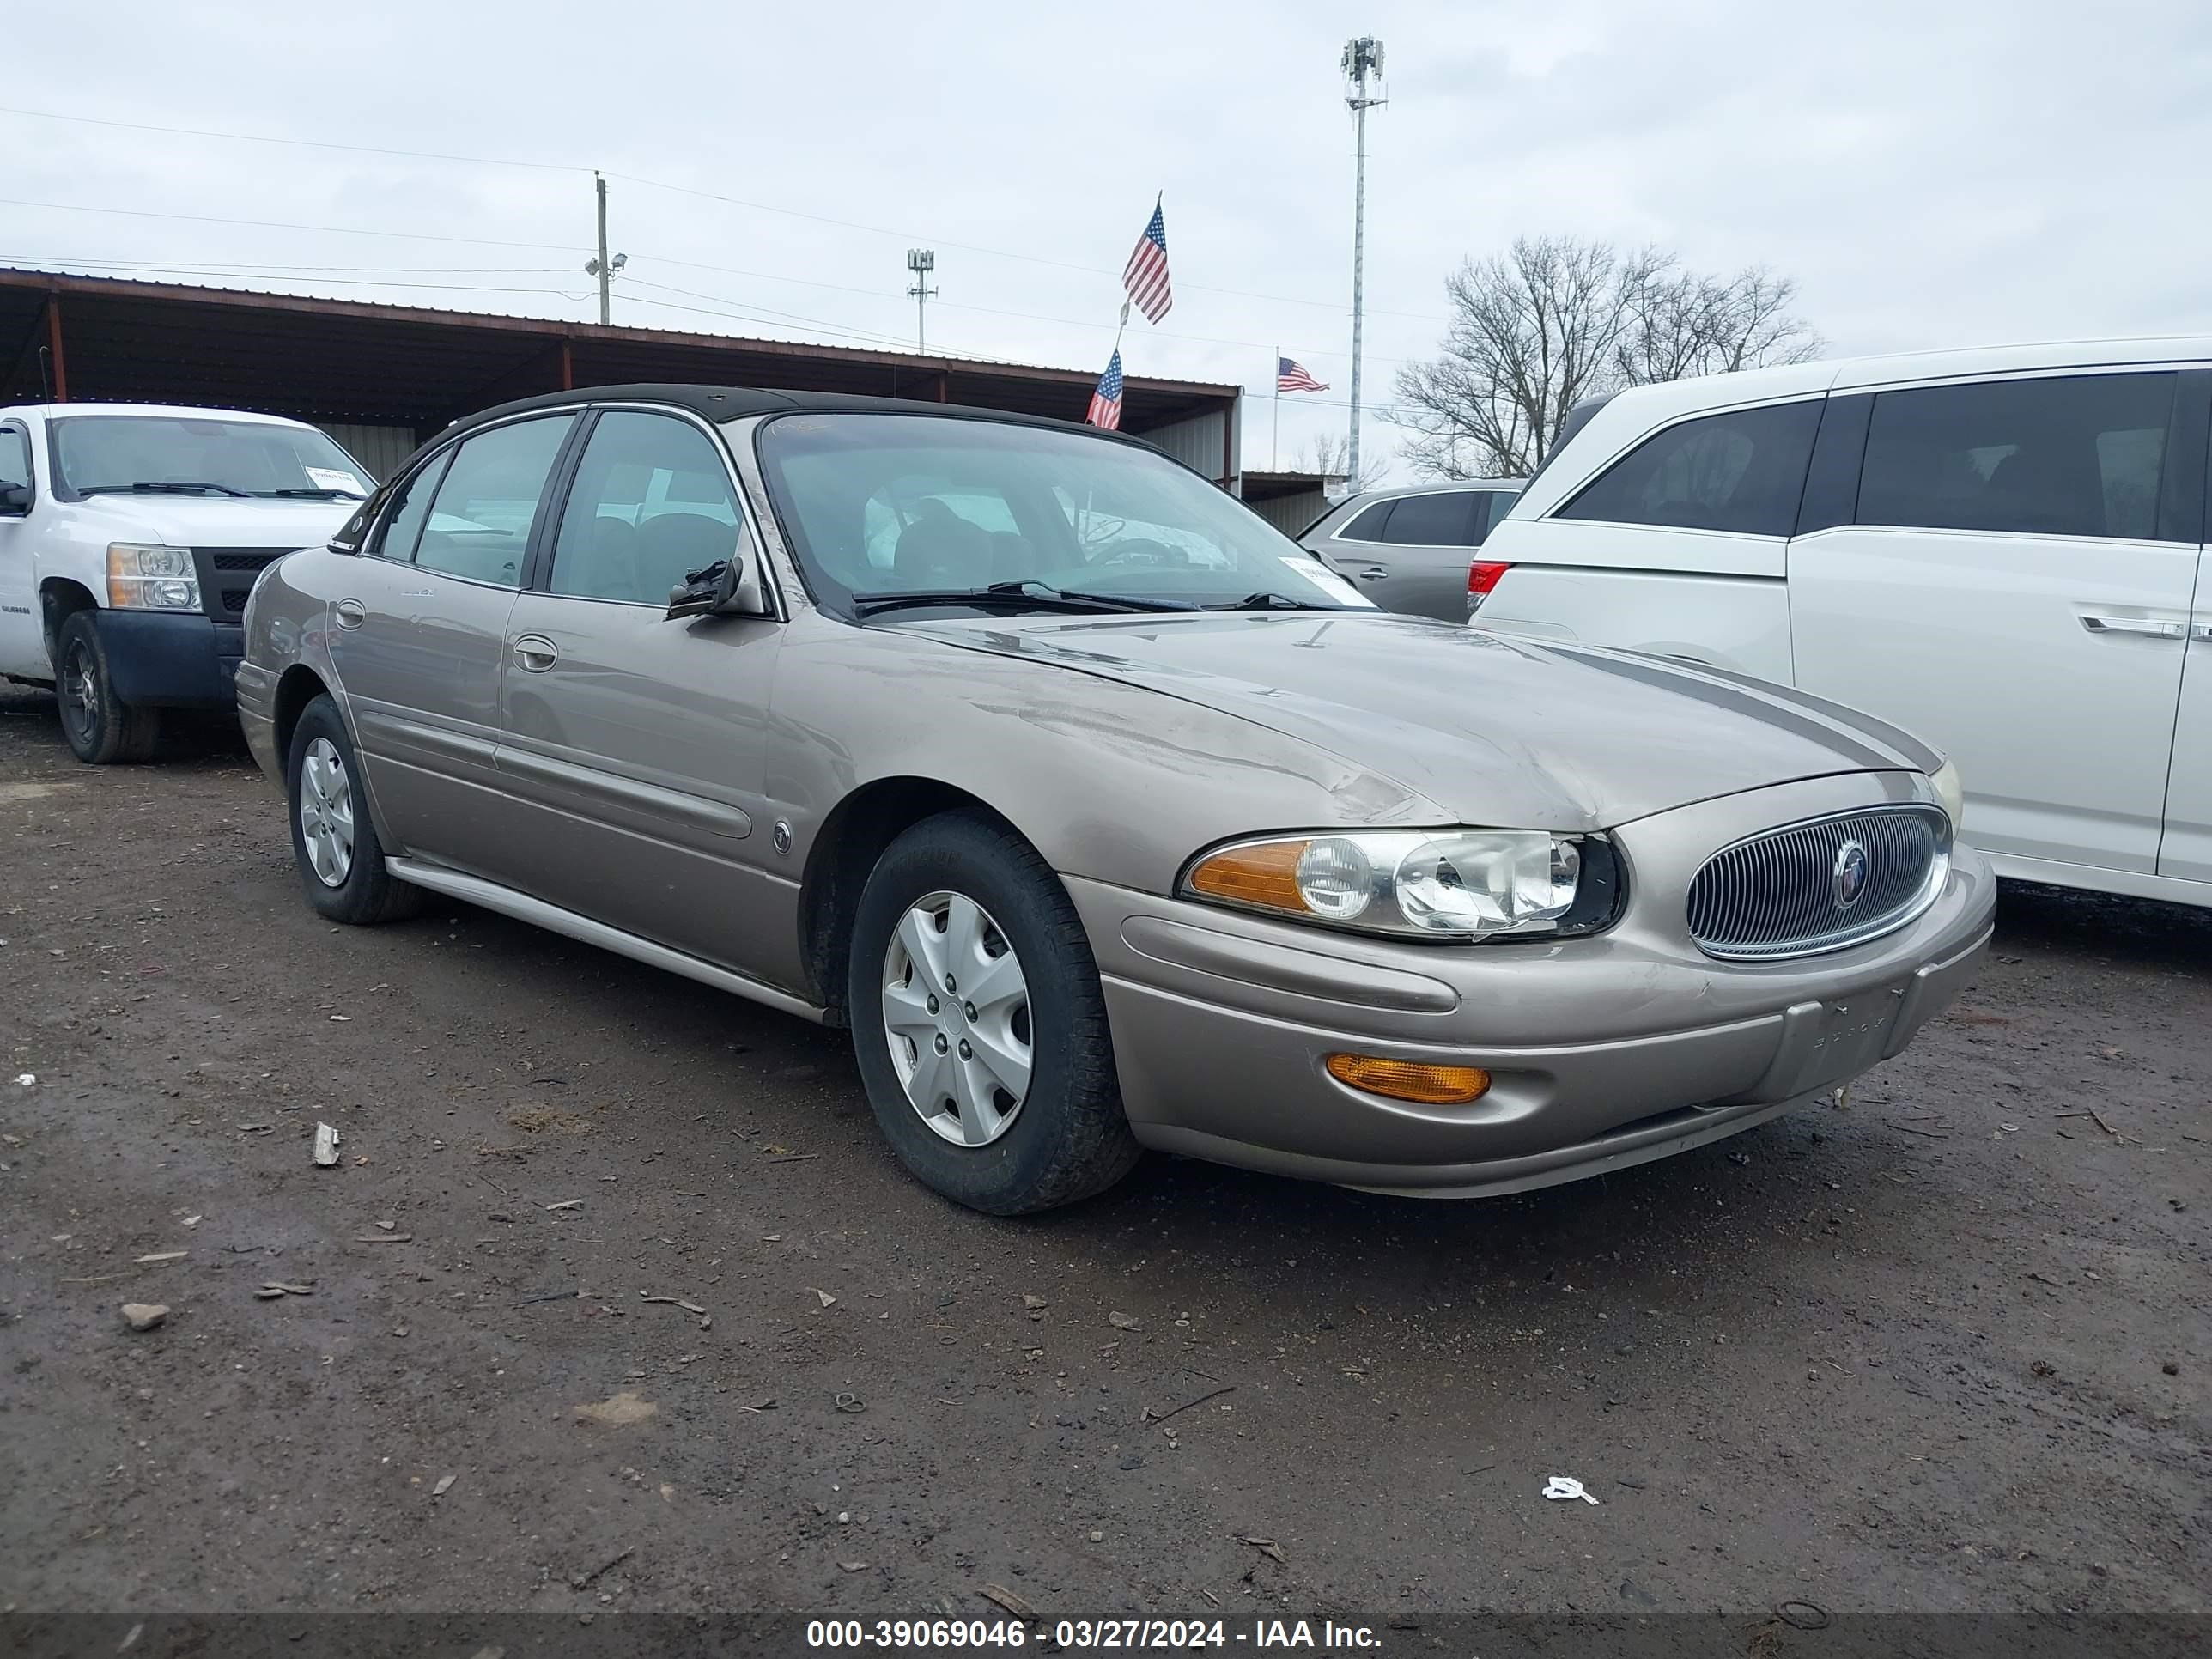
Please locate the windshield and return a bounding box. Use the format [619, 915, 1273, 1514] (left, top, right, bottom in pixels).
[52, 416, 372, 500]
[755, 412, 1374, 616]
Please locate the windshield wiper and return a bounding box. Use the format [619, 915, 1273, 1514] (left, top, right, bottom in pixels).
[266, 486, 367, 501]
[853, 580, 1198, 617]
[79, 480, 252, 498]
[1205, 591, 1340, 611]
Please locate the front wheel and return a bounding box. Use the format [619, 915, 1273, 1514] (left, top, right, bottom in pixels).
[848, 812, 1139, 1214]
[54, 612, 160, 764]
[284, 694, 421, 925]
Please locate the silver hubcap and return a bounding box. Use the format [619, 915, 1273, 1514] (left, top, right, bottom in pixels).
[297, 738, 356, 888]
[881, 890, 1032, 1146]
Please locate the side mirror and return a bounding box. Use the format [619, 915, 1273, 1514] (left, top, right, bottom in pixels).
[0, 482, 29, 515]
[666, 556, 744, 619]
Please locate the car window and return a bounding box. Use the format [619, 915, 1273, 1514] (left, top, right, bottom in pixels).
[860, 479, 1023, 570]
[1559, 399, 1821, 535]
[410, 416, 573, 586]
[0, 425, 30, 495]
[1338, 499, 1395, 541]
[48, 415, 369, 499]
[1468, 489, 1516, 545]
[1378, 491, 1478, 546]
[373, 452, 451, 563]
[549, 412, 744, 604]
[1856, 372, 2177, 540]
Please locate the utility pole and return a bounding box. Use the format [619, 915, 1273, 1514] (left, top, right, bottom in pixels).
[907, 250, 938, 353]
[1341, 36, 1386, 486]
[584, 172, 627, 325]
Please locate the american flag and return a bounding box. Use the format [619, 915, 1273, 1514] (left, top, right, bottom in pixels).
[1277, 356, 1329, 392]
[1122, 200, 1172, 323]
[1085, 349, 1124, 431]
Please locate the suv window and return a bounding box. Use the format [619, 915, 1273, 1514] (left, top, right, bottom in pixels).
[550, 412, 744, 604]
[1559, 399, 1821, 535]
[410, 416, 574, 586]
[0, 424, 30, 497]
[1379, 491, 1479, 546]
[1856, 372, 2177, 540]
[1338, 499, 1396, 541]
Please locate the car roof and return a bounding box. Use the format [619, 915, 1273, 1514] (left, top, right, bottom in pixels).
[0, 401, 321, 426]
[449, 383, 1150, 448]
[1340, 477, 1527, 505]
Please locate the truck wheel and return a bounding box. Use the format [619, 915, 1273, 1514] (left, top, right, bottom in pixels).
[285, 694, 422, 924]
[848, 811, 1140, 1215]
[54, 612, 160, 764]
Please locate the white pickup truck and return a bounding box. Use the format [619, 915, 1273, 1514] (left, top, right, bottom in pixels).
[0, 402, 371, 761]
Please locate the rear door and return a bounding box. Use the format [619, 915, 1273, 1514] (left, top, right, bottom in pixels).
[327, 412, 575, 877]
[493, 407, 787, 975]
[1789, 369, 2199, 876]
[1321, 489, 1484, 619]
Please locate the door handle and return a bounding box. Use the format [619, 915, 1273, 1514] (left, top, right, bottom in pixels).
[1352, 566, 1391, 581]
[2080, 614, 2185, 639]
[334, 598, 365, 629]
[2192, 622, 2212, 643]
[511, 635, 558, 672]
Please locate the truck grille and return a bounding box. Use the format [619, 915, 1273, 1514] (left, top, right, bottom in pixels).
[189, 548, 295, 623]
[1686, 805, 1949, 960]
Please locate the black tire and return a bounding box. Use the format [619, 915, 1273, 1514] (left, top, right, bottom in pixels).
[284, 695, 422, 925]
[54, 611, 160, 764]
[848, 811, 1140, 1215]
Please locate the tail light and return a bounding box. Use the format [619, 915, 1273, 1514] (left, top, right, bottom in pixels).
[1466, 560, 1512, 614]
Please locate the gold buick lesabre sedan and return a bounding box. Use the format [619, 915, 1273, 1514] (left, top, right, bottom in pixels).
[237, 386, 1994, 1214]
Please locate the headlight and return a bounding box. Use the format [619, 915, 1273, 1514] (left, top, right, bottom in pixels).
[1929, 758, 1965, 834]
[1182, 828, 1612, 941]
[107, 544, 202, 611]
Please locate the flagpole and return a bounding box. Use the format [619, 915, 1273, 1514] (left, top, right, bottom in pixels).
[1272, 345, 1280, 471]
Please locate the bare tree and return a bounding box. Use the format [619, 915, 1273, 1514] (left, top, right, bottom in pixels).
[1294, 433, 1386, 493]
[1390, 236, 1823, 479]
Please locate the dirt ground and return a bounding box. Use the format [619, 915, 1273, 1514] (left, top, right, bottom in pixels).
[0, 684, 2205, 1622]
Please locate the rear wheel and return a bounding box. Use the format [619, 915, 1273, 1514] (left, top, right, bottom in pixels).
[285, 695, 421, 924]
[54, 612, 160, 764]
[848, 812, 1139, 1214]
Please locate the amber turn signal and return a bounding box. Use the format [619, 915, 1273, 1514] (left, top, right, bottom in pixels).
[1324, 1053, 1492, 1105]
[1186, 838, 1311, 914]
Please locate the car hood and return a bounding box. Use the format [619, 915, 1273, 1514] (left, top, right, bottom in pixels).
[69, 495, 357, 549]
[893, 611, 1941, 830]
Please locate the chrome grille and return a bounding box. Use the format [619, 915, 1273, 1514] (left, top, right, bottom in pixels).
[1686, 805, 1948, 960]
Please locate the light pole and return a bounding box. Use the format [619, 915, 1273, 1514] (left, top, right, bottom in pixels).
[584, 172, 627, 325]
[1341, 35, 1386, 486]
[907, 249, 938, 353]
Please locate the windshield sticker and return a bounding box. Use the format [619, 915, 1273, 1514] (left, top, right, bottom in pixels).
[1290, 560, 1376, 607]
[305, 467, 367, 495]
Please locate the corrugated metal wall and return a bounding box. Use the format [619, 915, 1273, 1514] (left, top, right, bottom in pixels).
[1134, 405, 1237, 483]
[1245, 489, 1333, 536]
[319, 422, 421, 482]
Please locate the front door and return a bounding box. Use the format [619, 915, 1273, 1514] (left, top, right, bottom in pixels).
[1790, 370, 2199, 877]
[326, 412, 574, 877]
[0, 421, 44, 678]
[492, 409, 786, 976]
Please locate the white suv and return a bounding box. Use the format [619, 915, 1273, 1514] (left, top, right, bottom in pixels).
[1474, 337, 2212, 908]
[0, 403, 369, 762]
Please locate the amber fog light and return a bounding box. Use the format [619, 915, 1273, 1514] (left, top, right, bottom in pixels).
[1325, 1053, 1492, 1105]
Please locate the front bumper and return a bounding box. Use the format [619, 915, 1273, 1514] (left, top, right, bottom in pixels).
[93, 611, 245, 710]
[1070, 771, 1997, 1197]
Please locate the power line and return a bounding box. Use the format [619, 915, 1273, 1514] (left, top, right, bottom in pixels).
[0, 104, 1451, 325]
[0, 197, 581, 251]
[0, 104, 580, 173]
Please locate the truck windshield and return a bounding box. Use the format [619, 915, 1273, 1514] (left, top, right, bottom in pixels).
[52, 416, 371, 501]
[755, 411, 1375, 617]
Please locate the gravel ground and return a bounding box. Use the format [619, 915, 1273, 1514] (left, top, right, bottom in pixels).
[0, 685, 2205, 1620]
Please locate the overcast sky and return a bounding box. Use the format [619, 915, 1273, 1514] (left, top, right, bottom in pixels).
[11, 0, 2211, 479]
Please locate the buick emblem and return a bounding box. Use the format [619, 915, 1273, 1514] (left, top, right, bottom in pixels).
[1832, 840, 1869, 910]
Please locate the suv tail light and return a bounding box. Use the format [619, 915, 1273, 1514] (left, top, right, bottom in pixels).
[1467, 560, 1512, 614]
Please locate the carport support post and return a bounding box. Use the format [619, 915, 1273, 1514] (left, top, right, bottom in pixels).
[45, 294, 66, 402]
